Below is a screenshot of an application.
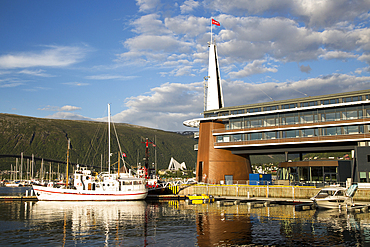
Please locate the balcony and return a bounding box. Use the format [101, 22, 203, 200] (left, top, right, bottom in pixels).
[214, 133, 370, 147]
[213, 117, 370, 135]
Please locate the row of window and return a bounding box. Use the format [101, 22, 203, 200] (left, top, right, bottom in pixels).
[216, 125, 366, 143]
[206, 94, 370, 118]
[227, 105, 370, 130]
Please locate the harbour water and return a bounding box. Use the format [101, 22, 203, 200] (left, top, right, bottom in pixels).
[0, 187, 370, 246]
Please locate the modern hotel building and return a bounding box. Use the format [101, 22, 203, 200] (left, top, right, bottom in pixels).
[184, 41, 370, 185]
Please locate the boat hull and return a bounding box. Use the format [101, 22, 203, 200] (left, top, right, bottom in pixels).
[33, 185, 148, 201]
[312, 199, 350, 209]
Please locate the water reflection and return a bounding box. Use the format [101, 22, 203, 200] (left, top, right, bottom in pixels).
[31, 201, 147, 246]
[0, 200, 370, 246]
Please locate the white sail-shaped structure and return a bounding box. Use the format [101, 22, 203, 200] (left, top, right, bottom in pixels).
[206, 42, 224, 111]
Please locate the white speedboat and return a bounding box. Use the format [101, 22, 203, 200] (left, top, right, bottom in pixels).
[310, 185, 357, 209]
[33, 166, 148, 201]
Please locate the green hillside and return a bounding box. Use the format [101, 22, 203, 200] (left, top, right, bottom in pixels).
[0, 114, 197, 173]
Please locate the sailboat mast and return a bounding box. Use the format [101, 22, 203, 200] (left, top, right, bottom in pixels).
[108, 104, 111, 174]
[66, 139, 70, 187]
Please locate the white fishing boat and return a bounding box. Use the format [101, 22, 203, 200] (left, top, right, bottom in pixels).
[33, 166, 147, 201]
[33, 104, 148, 201]
[310, 185, 357, 209]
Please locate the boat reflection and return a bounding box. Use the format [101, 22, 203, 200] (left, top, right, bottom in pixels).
[30, 201, 148, 246]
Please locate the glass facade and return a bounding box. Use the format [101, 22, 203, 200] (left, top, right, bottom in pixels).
[224, 105, 368, 131]
[278, 166, 339, 184]
[204, 93, 368, 118]
[215, 103, 370, 143]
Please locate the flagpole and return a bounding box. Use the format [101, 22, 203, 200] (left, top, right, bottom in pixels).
[210, 18, 213, 44]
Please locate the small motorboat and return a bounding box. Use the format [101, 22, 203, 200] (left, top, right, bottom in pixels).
[310, 185, 358, 209]
[187, 194, 215, 204]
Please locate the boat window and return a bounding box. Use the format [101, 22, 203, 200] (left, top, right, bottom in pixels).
[360, 172, 367, 182]
[336, 190, 344, 196]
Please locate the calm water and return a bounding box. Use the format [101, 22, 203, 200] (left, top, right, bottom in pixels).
[0, 188, 370, 246]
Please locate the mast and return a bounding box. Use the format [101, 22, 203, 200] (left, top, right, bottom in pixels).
[108, 104, 111, 174]
[66, 139, 70, 187]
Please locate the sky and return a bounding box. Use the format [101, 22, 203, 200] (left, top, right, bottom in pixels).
[1, 0, 370, 131]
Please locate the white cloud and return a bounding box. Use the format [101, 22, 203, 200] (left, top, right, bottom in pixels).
[97, 81, 204, 130]
[136, 0, 160, 12]
[180, 0, 200, 14]
[85, 74, 137, 80]
[46, 112, 92, 121]
[319, 50, 359, 60]
[39, 105, 82, 112]
[228, 59, 278, 78]
[209, 0, 370, 29]
[117, 11, 370, 80]
[62, 82, 89, 86]
[18, 69, 55, 77]
[358, 53, 370, 65]
[223, 74, 370, 107]
[0, 45, 87, 69]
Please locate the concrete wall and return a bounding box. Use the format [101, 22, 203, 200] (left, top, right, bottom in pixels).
[180, 184, 370, 201]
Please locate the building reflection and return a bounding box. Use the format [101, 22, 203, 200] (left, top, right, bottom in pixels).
[2, 200, 370, 246]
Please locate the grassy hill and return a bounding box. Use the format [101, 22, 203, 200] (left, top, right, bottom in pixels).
[0, 114, 197, 173]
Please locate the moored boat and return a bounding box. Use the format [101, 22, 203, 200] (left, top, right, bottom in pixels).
[310, 185, 357, 209]
[33, 166, 147, 201]
[33, 104, 148, 201]
[187, 194, 215, 204]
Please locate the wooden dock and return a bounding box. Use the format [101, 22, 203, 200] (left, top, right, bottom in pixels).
[0, 196, 38, 201]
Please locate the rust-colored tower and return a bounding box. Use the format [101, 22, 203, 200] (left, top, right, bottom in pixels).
[184, 30, 252, 184]
[196, 121, 251, 184]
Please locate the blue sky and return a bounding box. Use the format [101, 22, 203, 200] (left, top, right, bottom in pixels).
[1, 0, 370, 131]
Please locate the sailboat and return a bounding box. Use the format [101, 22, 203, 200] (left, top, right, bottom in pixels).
[32, 104, 148, 201]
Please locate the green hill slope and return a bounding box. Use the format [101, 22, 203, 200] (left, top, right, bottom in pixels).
[0, 114, 197, 172]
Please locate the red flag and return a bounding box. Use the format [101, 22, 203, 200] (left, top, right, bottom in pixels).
[122, 153, 126, 157]
[212, 19, 220, 26]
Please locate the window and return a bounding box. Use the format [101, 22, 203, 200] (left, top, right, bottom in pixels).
[322, 112, 340, 121]
[249, 118, 263, 128]
[231, 134, 242, 142]
[360, 172, 367, 183]
[264, 106, 277, 111]
[283, 130, 299, 138]
[264, 117, 276, 126]
[231, 109, 244, 115]
[265, 131, 278, 139]
[302, 129, 318, 137]
[250, 132, 263, 140]
[343, 125, 363, 135]
[282, 103, 297, 109]
[301, 101, 317, 107]
[281, 114, 299, 125]
[343, 110, 358, 119]
[216, 136, 223, 143]
[230, 119, 243, 129]
[248, 107, 261, 113]
[321, 99, 339, 105]
[343, 96, 361, 103]
[323, 127, 341, 136]
[367, 155, 370, 163]
[301, 111, 317, 123]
